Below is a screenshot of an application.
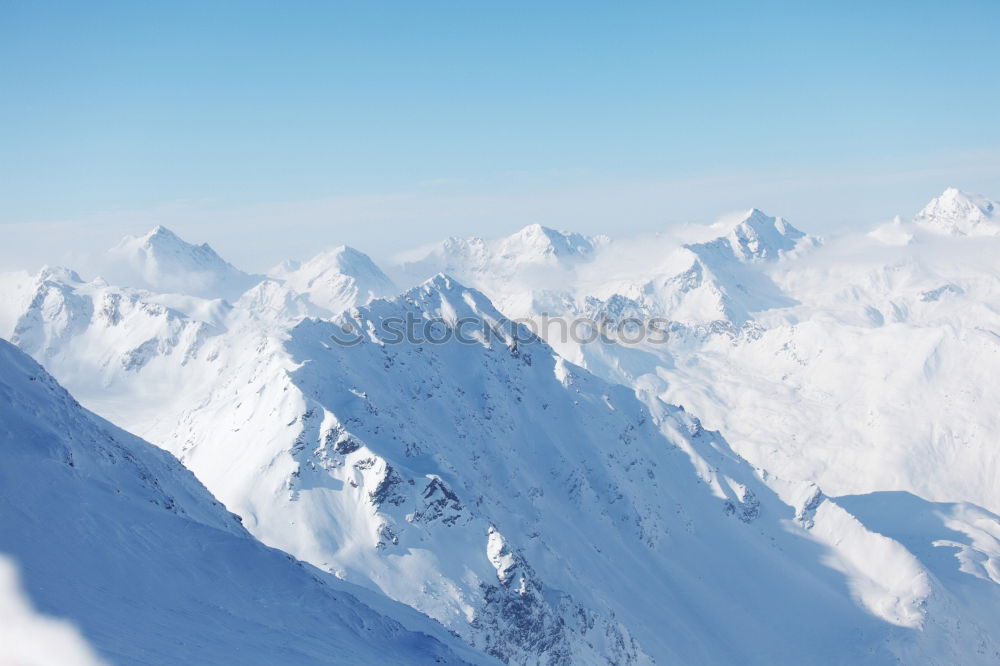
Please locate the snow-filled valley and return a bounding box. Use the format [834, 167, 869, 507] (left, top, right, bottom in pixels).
[2, 187, 1000, 664]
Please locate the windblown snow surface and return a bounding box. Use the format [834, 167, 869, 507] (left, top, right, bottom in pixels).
[2, 188, 1000, 664]
[0, 339, 493, 666]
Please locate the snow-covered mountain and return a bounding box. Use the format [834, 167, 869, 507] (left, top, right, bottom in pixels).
[0, 338, 492, 665]
[7, 267, 1000, 663]
[649, 227, 1000, 513]
[589, 208, 811, 326]
[5, 188, 1000, 664]
[103, 225, 264, 300]
[396, 224, 603, 285]
[698, 207, 809, 262]
[270, 245, 398, 316]
[385, 194, 1000, 519]
[2, 266, 225, 426]
[914, 187, 1000, 237]
[393, 210, 811, 329]
[0, 232, 401, 425]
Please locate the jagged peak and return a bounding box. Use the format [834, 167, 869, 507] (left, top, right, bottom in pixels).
[920, 187, 996, 213]
[269, 246, 396, 316]
[742, 207, 771, 222]
[113, 225, 227, 259]
[113, 225, 186, 251]
[330, 271, 543, 355]
[102, 225, 259, 301]
[914, 187, 998, 236]
[283, 245, 392, 282]
[391, 272, 500, 318]
[306, 244, 379, 268]
[498, 223, 596, 261]
[287, 245, 396, 289]
[415, 272, 466, 294]
[440, 235, 488, 250]
[510, 222, 592, 245]
[37, 265, 83, 284]
[688, 209, 807, 263]
[146, 224, 180, 240]
[937, 187, 985, 204]
[731, 208, 804, 239]
[514, 223, 563, 241]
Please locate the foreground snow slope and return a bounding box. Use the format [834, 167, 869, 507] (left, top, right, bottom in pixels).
[0, 338, 493, 666]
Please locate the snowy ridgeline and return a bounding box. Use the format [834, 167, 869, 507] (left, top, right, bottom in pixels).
[0, 339, 494, 665]
[1, 187, 1000, 665]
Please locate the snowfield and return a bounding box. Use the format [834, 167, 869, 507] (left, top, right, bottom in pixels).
[2, 187, 1000, 664]
[0, 339, 495, 665]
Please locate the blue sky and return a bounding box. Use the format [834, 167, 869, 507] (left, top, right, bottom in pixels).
[2, 0, 999, 270]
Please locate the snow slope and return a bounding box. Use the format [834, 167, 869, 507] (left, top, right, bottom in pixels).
[0, 338, 493, 665]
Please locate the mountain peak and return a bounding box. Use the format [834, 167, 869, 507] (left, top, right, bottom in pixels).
[915, 188, 999, 236]
[401, 272, 472, 304]
[37, 265, 83, 284]
[104, 227, 261, 300]
[421, 272, 460, 291]
[118, 225, 225, 259]
[394, 272, 504, 322]
[278, 245, 397, 315]
[145, 224, 180, 241]
[421, 272, 461, 290]
[313, 244, 374, 267]
[723, 209, 806, 261]
[516, 223, 567, 243]
[498, 224, 596, 262]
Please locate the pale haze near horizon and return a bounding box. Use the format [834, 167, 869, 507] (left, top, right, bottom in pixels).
[2, 1, 998, 273]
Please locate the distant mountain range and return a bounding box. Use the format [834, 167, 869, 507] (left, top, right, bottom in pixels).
[2, 188, 1000, 665]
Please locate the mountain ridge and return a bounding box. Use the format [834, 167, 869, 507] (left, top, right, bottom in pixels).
[0, 337, 493, 665]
